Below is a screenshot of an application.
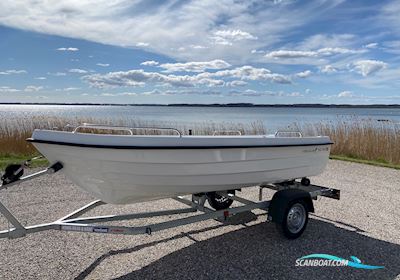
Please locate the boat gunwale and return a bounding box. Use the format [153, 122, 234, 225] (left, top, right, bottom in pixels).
[27, 138, 334, 149]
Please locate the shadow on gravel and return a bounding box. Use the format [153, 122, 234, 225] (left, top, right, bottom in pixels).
[77, 218, 400, 280]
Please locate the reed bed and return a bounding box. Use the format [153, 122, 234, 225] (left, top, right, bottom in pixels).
[0, 116, 266, 155]
[300, 119, 400, 165]
[1, 116, 399, 166]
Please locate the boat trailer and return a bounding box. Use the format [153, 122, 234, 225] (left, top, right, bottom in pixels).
[0, 162, 340, 240]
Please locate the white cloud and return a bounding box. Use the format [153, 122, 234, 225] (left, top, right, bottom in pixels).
[287, 92, 302, 97]
[47, 72, 67, 76]
[94, 89, 312, 97]
[226, 80, 248, 87]
[190, 45, 208, 49]
[265, 47, 364, 59]
[101, 92, 146, 97]
[24, 85, 43, 92]
[83, 65, 291, 88]
[57, 47, 79, 51]
[382, 41, 400, 54]
[317, 47, 363, 55]
[295, 70, 312, 78]
[265, 50, 317, 59]
[352, 60, 387, 76]
[364, 43, 378, 49]
[251, 49, 265, 54]
[83, 69, 223, 88]
[380, 1, 400, 36]
[34, 76, 47, 80]
[159, 60, 231, 72]
[297, 34, 357, 50]
[120, 92, 139, 96]
[338, 90, 353, 98]
[140, 61, 159, 66]
[345, 67, 400, 89]
[0, 69, 27, 75]
[320, 65, 337, 73]
[56, 87, 81, 91]
[199, 65, 292, 84]
[0, 1, 345, 62]
[96, 63, 109, 67]
[212, 29, 257, 45]
[69, 68, 88, 74]
[64, 87, 80, 91]
[0, 86, 20, 92]
[136, 42, 149, 47]
[100, 89, 227, 97]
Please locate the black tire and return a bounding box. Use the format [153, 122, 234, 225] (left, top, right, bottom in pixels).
[276, 199, 309, 239]
[207, 191, 234, 210]
[301, 177, 311, 186]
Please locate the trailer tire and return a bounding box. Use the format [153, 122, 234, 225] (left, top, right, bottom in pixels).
[276, 199, 309, 239]
[207, 191, 234, 210]
[301, 177, 311, 186]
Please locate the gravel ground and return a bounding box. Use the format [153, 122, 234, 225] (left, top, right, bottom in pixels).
[0, 160, 399, 280]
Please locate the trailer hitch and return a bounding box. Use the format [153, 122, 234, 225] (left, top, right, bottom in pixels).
[1, 164, 25, 185]
[1, 156, 48, 186]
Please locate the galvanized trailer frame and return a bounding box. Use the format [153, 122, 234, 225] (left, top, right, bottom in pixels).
[0, 162, 340, 240]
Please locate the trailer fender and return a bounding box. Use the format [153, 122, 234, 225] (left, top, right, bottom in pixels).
[268, 189, 314, 224]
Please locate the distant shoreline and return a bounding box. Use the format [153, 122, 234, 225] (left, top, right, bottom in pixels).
[1, 102, 400, 108]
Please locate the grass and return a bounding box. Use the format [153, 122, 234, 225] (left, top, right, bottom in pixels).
[329, 155, 400, 170]
[0, 154, 49, 170]
[0, 115, 399, 170]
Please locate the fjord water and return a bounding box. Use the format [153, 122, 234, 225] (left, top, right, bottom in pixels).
[2, 104, 400, 132]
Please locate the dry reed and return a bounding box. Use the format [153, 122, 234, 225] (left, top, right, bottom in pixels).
[300, 118, 400, 165]
[0, 116, 266, 155]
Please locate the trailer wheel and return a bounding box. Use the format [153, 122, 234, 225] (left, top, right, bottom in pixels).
[301, 177, 311, 186]
[276, 199, 309, 239]
[207, 191, 234, 210]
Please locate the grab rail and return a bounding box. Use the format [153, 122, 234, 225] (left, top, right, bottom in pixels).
[72, 123, 182, 137]
[212, 130, 242, 136]
[274, 130, 303, 137]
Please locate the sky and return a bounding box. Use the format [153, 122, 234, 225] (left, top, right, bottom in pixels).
[0, 0, 400, 104]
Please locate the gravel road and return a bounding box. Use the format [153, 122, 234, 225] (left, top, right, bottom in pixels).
[0, 160, 399, 280]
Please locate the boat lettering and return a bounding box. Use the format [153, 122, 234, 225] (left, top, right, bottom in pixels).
[110, 228, 125, 233]
[93, 227, 109, 233]
[61, 225, 93, 232]
[303, 147, 329, 153]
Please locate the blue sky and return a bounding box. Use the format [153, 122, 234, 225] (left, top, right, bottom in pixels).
[0, 0, 399, 104]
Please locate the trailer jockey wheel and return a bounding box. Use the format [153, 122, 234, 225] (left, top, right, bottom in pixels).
[1, 164, 24, 185]
[207, 191, 234, 210]
[276, 199, 309, 239]
[301, 177, 311, 186]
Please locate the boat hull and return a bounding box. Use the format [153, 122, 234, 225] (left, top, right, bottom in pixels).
[32, 142, 331, 204]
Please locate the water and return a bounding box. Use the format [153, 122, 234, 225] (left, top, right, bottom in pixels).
[2, 104, 400, 132]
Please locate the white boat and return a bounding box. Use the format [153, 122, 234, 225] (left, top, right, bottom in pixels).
[28, 124, 332, 204]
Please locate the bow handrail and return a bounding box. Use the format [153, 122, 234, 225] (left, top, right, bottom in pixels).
[72, 123, 182, 137]
[274, 130, 303, 137]
[212, 130, 242, 136]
